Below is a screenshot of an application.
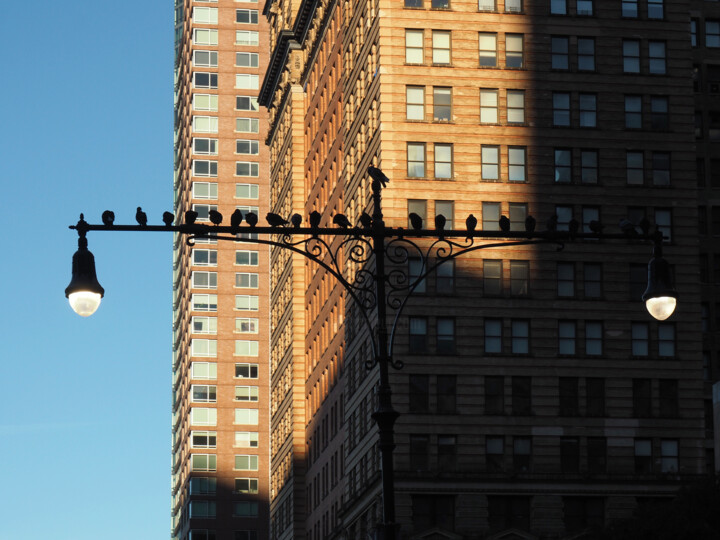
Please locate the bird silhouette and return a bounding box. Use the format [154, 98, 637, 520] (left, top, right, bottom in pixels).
[291, 213, 302, 228]
[589, 220, 604, 234]
[435, 214, 446, 232]
[102, 210, 115, 226]
[619, 218, 636, 237]
[359, 212, 373, 229]
[245, 212, 258, 227]
[367, 166, 389, 188]
[639, 217, 651, 236]
[230, 209, 243, 229]
[162, 211, 174, 227]
[266, 213, 289, 227]
[185, 209, 199, 225]
[309, 211, 322, 229]
[546, 214, 558, 232]
[409, 212, 423, 231]
[136, 207, 148, 226]
[499, 215, 511, 232]
[209, 209, 223, 226]
[333, 214, 352, 228]
[568, 218, 580, 240]
[465, 214, 477, 238]
[525, 215, 536, 237]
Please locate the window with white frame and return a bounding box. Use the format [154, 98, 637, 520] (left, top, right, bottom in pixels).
[192, 385, 217, 403]
[235, 363, 259, 378]
[192, 271, 217, 289]
[235, 478, 259, 494]
[480, 89, 498, 123]
[481, 145, 499, 180]
[508, 147, 526, 182]
[191, 454, 217, 472]
[192, 160, 218, 177]
[191, 408, 217, 426]
[235, 273, 259, 288]
[235, 250, 259, 265]
[235, 184, 259, 199]
[479, 32, 497, 67]
[507, 90, 525, 123]
[193, 29, 218, 46]
[193, 138, 218, 155]
[235, 295, 259, 311]
[236, 95, 259, 111]
[235, 386, 259, 401]
[235, 318, 259, 333]
[236, 162, 259, 177]
[578, 37, 595, 71]
[432, 30, 451, 64]
[191, 294, 217, 312]
[193, 94, 218, 112]
[191, 431, 217, 449]
[192, 182, 218, 200]
[236, 31, 259, 45]
[194, 7, 218, 23]
[236, 9, 259, 23]
[192, 339, 217, 357]
[190, 477, 217, 494]
[648, 41, 666, 74]
[193, 204, 217, 222]
[236, 140, 259, 155]
[234, 409, 259, 425]
[193, 50, 218, 67]
[505, 34, 524, 68]
[434, 143, 453, 178]
[192, 316, 217, 334]
[235, 340, 259, 356]
[192, 249, 217, 266]
[236, 118, 259, 133]
[191, 361, 217, 379]
[190, 501, 216, 518]
[406, 86, 424, 120]
[406, 30, 424, 63]
[235, 74, 259, 89]
[235, 431, 259, 447]
[193, 116, 218, 133]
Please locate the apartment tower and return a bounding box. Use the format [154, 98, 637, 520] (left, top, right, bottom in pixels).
[260, 0, 711, 538]
[171, 0, 271, 539]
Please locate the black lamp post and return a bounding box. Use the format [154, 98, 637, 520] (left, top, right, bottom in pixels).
[67, 167, 676, 539]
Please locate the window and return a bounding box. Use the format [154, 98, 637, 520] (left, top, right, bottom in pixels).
[505, 34, 524, 68]
[236, 52, 259, 68]
[235, 455, 259, 470]
[235, 31, 259, 45]
[485, 318, 502, 353]
[635, 439, 653, 473]
[553, 92, 570, 126]
[507, 90, 525, 123]
[192, 249, 217, 266]
[236, 95, 259, 111]
[511, 320, 529, 354]
[412, 495, 456, 532]
[191, 432, 217, 449]
[482, 202, 501, 231]
[193, 72, 218, 89]
[192, 339, 217, 357]
[234, 409, 259, 425]
[658, 323, 675, 356]
[236, 9, 258, 23]
[408, 258, 426, 294]
[235, 162, 259, 177]
[193, 50, 218, 67]
[192, 385, 217, 403]
[508, 147, 526, 182]
[236, 140, 259, 155]
[193, 138, 218, 155]
[432, 31, 451, 64]
[192, 271, 217, 289]
[409, 317, 428, 352]
[558, 321, 576, 355]
[235, 295, 259, 311]
[579, 93, 597, 127]
[409, 374, 430, 412]
[661, 440, 678, 472]
[550, 0, 567, 15]
[434, 143, 453, 178]
[509, 203, 527, 231]
[406, 86, 424, 120]
[554, 149, 571, 182]
[193, 116, 218, 133]
[194, 29, 218, 46]
[235, 318, 258, 333]
[582, 206, 599, 234]
[481, 145, 499, 180]
[484, 259, 502, 295]
[512, 376, 531, 415]
[405, 0, 422, 6]
[235, 478, 259, 494]
[191, 408, 217, 426]
[478, 0, 496, 11]
[437, 375, 457, 413]
[559, 377, 579, 416]
[432, 0, 449, 8]
[485, 376, 504, 414]
[438, 436, 457, 471]
[625, 95, 642, 128]
[235, 431, 259, 448]
[556, 205, 573, 231]
[648, 41, 666, 74]
[655, 208, 672, 241]
[410, 434, 430, 470]
[480, 89, 498, 123]
[479, 32, 497, 67]
[623, 40, 640, 73]
[560, 437, 580, 472]
[577, 0, 593, 15]
[437, 318, 455, 353]
[583, 263, 602, 298]
[191, 455, 217, 473]
[236, 118, 259, 133]
[233, 502, 259, 517]
[406, 30, 424, 63]
[577, 38, 595, 70]
[235, 340, 259, 356]
[580, 150, 598, 183]
[586, 321, 603, 355]
[433, 87, 451, 121]
[193, 160, 218, 177]
[235, 184, 259, 200]
[632, 322, 649, 356]
[194, 7, 218, 23]
[235, 363, 259, 378]
[191, 361, 217, 379]
[587, 378, 605, 416]
[407, 143, 426, 177]
[192, 316, 217, 334]
[652, 152, 670, 185]
[626, 151, 644, 184]
[408, 199, 427, 226]
[235, 386, 259, 402]
[708, 21, 720, 48]
[659, 379, 678, 417]
[505, 0, 522, 12]
[235, 74, 259, 89]
[622, 0, 637, 17]
[551, 37, 569, 70]
[557, 262, 575, 296]
[510, 261, 529, 296]
[436, 260, 454, 293]
[691, 20, 698, 47]
[486, 436, 504, 471]
[436, 200, 454, 229]
[633, 378, 652, 417]
[648, 0, 663, 19]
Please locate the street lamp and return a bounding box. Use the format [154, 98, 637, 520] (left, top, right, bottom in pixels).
[66, 167, 676, 539]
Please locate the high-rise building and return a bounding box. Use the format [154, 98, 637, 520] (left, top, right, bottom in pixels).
[171, 0, 271, 539]
[258, 0, 714, 538]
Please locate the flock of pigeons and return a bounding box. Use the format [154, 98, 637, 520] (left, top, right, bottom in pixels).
[98, 207, 651, 239]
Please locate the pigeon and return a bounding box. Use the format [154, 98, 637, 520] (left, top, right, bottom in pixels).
[102, 210, 115, 226]
[435, 214, 446, 231]
[409, 212, 423, 231]
[309, 211, 322, 229]
[367, 166, 389, 188]
[266, 213, 289, 227]
[499, 215, 511, 232]
[230, 209, 243, 229]
[290, 213, 302, 228]
[185, 209, 199, 225]
[136, 206, 148, 226]
[546, 214, 558, 232]
[209, 209, 223, 226]
[568, 218, 580, 240]
[333, 214, 352, 228]
[465, 214, 477, 238]
[589, 220, 604, 234]
[525, 215, 536, 236]
[245, 212, 258, 227]
[162, 211, 174, 227]
[619, 218, 636, 237]
[359, 212, 373, 229]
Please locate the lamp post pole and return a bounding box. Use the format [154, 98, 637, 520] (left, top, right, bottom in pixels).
[67, 167, 675, 540]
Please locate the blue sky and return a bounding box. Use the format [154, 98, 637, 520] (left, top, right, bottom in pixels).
[1, 2, 174, 538]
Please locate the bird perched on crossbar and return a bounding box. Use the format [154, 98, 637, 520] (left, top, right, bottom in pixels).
[102, 210, 115, 226]
[435, 214, 446, 232]
[409, 212, 423, 231]
[333, 214, 352, 228]
[230, 209, 243, 230]
[309, 211, 322, 229]
[525, 215, 536, 237]
[245, 212, 258, 227]
[209, 209, 223, 226]
[499, 215, 511, 232]
[266, 213, 288, 227]
[162, 211, 174, 227]
[136, 207, 147, 226]
[185, 209, 199, 225]
[291, 213, 302, 228]
[359, 212, 373, 229]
